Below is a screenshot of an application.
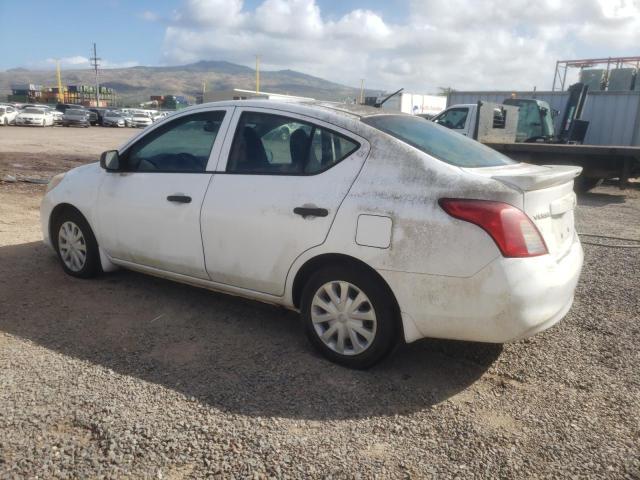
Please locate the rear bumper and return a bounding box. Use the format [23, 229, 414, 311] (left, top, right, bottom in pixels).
[380, 237, 583, 344]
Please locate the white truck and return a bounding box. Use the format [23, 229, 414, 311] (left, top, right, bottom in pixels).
[374, 92, 447, 117]
[433, 100, 640, 191]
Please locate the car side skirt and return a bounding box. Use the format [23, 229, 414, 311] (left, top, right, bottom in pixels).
[109, 257, 290, 310]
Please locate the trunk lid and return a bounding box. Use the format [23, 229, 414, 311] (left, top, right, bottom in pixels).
[464, 163, 581, 258]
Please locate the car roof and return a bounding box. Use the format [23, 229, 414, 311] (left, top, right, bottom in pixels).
[183, 99, 395, 123]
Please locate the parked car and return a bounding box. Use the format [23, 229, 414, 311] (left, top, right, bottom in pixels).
[51, 110, 64, 125]
[116, 111, 134, 127]
[88, 108, 107, 125]
[15, 107, 54, 126]
[62, 109, 90, 128]
[152, 111, 169, 122]
[22, 103, 51, 111]
[0, 105, 18, 125]
[102, 110, 126, 127]
[40, 100, 583, 368]
[130, 113, 153, 128]
[86, 110, 99, 126]
[56, 103, 84, 113]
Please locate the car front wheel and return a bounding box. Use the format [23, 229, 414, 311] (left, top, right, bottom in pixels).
[53, 210, 102, 278]
[301, 265, 398, 369]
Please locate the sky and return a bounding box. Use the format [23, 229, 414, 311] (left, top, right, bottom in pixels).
[0, 0, 639, 92]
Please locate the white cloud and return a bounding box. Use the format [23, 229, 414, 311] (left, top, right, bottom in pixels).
[46, 56, 90, 67]
[101, 60, 140, 69]
[39, 56, 139, 70]
[174, 0, 245, 27]
[140, 10, 160, 22]
[255, 0, 323, 38]
[161, 0, 640, 92]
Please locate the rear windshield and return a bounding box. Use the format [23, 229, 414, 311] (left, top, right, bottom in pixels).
[361, 114, 515, 168]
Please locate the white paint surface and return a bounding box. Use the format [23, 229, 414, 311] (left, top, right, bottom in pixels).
[355, 215, 392, 249]
[41, 99, 584, 345]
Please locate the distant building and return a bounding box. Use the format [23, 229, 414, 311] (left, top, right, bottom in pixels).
[203, 88, 314, 103]
[147, 95, 190, 110]
[8, 84, 116, 107]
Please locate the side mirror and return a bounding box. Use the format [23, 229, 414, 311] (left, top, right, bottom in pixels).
[100, 150, 121, 171]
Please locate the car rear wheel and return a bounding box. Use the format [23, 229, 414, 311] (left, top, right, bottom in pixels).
[301, 265, 398, 369]
[53, 210, 102, 279]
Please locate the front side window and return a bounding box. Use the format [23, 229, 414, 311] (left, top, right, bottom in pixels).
[226, 112, 359, 174]
[433, 107, 469, 129]
[125, 111, 225, 172]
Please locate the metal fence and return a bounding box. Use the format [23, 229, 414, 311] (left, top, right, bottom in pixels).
[447, 90, 640, 146]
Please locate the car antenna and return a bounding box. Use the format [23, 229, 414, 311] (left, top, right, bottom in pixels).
[375, 88, 404, 108]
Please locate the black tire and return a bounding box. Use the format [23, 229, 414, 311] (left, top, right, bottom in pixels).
[301, 264, 399, 369]
[52, 209, 102, 279]
[574, 176, 603, 193]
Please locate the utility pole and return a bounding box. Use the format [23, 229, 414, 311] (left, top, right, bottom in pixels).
[56, 60, 64, 103]
[359, 79, 365, 104]
[90, 43, 101, 107]
[255, 55, 260, 94]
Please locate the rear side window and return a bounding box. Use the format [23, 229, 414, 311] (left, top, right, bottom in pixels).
[226, 112, 359, 174]
[362, 114, 515, 168]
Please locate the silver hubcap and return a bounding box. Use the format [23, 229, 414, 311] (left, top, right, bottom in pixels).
[58, 221, 87, 272]
[311, 281, 377, 356]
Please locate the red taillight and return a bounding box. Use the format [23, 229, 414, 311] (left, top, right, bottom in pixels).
[439, 198, 548, 258]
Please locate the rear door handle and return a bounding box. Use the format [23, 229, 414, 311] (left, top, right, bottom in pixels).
[167, 195, 192, 204]
[293, 207, 328, 217]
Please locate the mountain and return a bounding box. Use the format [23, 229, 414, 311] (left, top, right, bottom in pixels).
[0, 61, 371, 105]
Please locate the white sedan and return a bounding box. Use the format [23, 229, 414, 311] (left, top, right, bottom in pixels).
[0, 105, 18, 125]
[16, 107, 54, 127]
[130, 113, 153, 128]
[40, 100, 583, 368]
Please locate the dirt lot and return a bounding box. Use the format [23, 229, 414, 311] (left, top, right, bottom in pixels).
[0, 126, 639, 478]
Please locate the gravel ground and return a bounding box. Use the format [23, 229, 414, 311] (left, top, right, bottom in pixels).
[0, 127, 639, 478]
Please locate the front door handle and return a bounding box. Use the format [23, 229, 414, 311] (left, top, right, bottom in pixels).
[167, 195, 192, 204]
[293, 207, 328, 217]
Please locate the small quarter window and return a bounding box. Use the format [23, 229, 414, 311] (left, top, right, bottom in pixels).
[226, 112, 359, 175]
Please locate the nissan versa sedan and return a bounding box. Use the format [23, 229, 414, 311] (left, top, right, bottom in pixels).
[41, 100, 583, 368]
